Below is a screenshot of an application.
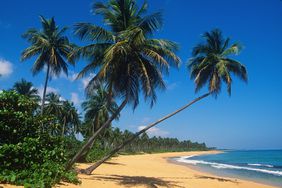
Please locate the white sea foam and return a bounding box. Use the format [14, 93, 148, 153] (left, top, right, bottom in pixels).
[175, 157, 282, 176]
[248, 163, 273, 168]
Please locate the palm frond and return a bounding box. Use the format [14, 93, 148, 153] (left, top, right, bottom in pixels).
[189, 29, 247, 96]
[74, 23, 115, 42]
[138, 12, 163, 34]
[222, 43, 242, 56]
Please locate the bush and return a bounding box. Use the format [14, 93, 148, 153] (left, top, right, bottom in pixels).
[85, 142, 110, 162]
[63, 136, 83, 159]
[0, 91, 79, 187]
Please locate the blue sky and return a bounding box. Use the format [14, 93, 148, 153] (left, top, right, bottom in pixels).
[0, 0, 281, 149]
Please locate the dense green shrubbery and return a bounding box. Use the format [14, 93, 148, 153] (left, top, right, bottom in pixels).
[0, 91, 79, 187]
[63, 136, 83, 160]
[84, 142, 110, 162]
[0, 90, 209, 186]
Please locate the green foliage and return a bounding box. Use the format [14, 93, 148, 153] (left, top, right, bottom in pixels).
[84, 142, 110, 162]
[63, 136, 83, 159]
[44, 92, 81, 137]
[188, 29, 247, 96]
[80, 127, 209, 163]
[81, 85, 119, 138]
[12, 78, 40, 102]
[0, 91, 79, 187]
[0, 91, 39, 145]
[73, 0, 180, 109]
[21, 16, 75, 77]
[105, 128, 209, 154]
[0, 137, 79, 187]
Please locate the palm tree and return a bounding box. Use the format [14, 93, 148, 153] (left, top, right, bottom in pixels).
[82, 85, 119, 137]
[79, 85, 119, 161]
[189, 29, 247, 96]
[45, 92, 63, 115]
[44, 93, 80, 136]
[12, 79, 40, 101]
[82, 29, 248, 174]
[61, 101, 81, 137]
[66, 0, 180, 170]
[43, 92, 64, 134]
[21, 16, 75, 114]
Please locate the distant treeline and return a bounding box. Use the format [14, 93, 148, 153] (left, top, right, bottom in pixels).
[95, 128, 208, 154]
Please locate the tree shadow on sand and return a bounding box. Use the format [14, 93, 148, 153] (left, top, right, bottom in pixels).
[82, 174, 185, 188]
[195, 175, 239, 184]
[103, 161, 125, 166]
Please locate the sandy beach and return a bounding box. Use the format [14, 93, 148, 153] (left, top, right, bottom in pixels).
[55, 150, 276, 188]
[0, 151, 278, 188]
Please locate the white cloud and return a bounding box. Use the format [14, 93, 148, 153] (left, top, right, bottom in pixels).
[138, 125, 169, 137]
[38, 86, 58, 98]
[81, 73, 95, 89]
[61, 71, 78, 82]
[167, 82, 178, 90]
[49, 71, 79, 82]
[71, 92, 80, 106]
[0, 58, 13, 77]
[69, 72, 78, 82]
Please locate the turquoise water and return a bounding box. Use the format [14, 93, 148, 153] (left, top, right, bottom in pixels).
[174, 150, 282, 187]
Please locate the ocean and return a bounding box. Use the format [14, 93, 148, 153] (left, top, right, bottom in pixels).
[174, 150, 282, 187]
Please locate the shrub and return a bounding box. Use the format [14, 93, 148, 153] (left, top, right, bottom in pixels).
[0, 91, 79, 187]
[85, 142, 110, 163]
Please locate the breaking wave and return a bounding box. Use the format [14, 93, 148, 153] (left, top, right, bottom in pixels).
[176, 156, 282, 177]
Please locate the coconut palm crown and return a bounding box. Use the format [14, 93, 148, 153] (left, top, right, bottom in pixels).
[82, 85, 119, 136]
[66, 0, 180, 170]
[188, 29, 247, 96]
[91, 0, 163, 34]
[73, 0, 180, 108]
[21, 16, 76, 113]
[12, 79, 40, 101]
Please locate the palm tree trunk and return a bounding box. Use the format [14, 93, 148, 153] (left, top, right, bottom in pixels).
[82, 92, 210, 174]
[65, 98, 128, 170]
[41, 64, 50, 114]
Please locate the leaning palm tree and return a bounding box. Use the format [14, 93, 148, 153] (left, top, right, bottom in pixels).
[82, 29, 248, 174]
[21, 16, 75, 114]
[65, 0, 180, 170]
[12, 79, 40, 101]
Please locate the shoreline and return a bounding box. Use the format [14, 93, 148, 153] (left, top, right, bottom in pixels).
[59, 150, 277, 188]
[167, 151, 280, 188]
[0, 151, 278, 188]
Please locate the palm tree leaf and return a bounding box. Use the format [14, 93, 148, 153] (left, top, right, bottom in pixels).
[74, 23, 115, 42]
[138, 12, 163, 34]
[222, 43, 242, 56]
[31, 52, 48, 75]
[225, 58, 248, 82]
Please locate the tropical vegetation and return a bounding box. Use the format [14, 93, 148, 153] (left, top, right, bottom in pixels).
[0, 91, 79, 187]
[81, 28, 247, 174]
[21, 16, 75, 114]
[0, 0, 248, 186]
[66, 0, 180, 169]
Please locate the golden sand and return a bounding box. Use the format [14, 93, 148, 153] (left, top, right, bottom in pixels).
[1, 151, 277, 188]
[59, 151, 276, 188]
